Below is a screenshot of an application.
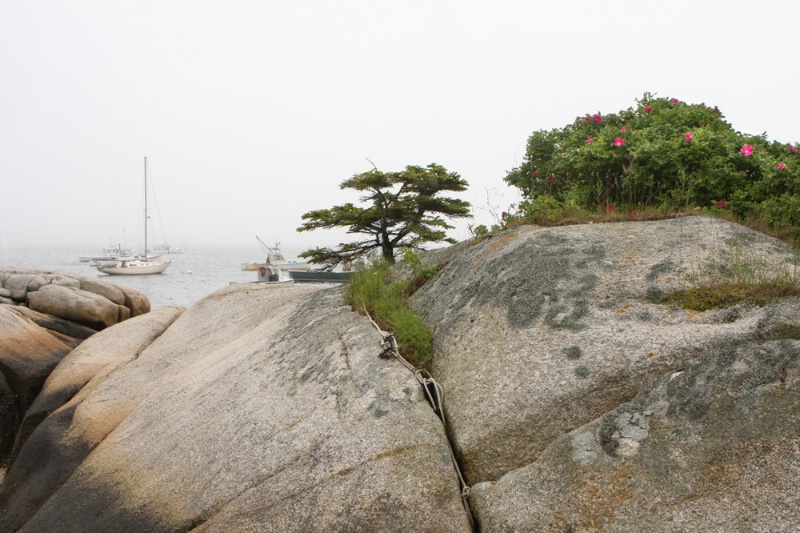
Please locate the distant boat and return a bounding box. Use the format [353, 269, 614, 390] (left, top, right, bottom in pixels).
[287, 270, 355, 283]
[97, 157, 171, 276]
[242, 238, 311, 271]
[151, 243, 184, 254]
[79, 244, 137, 263]
[97, 257, 170, 275]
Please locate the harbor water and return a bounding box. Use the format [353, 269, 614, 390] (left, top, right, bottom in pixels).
[0, 246, 286, 309]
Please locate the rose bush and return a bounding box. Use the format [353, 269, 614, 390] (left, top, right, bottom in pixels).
[504, 93, 799, 236]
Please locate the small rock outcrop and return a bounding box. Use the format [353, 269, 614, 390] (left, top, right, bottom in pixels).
[0, 268, 149, 325]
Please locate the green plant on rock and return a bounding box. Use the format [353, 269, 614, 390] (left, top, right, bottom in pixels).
[663, 242, 800, 310]
[345, 257, 438, 368]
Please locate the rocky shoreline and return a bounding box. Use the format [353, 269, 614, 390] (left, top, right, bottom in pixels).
[1, 217, 799, 532]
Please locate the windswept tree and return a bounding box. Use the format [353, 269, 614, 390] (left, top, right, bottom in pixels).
[297, 163, 471, 268]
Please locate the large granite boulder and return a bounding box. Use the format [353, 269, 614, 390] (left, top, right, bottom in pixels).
[27, 285, 124, 330]
[0, 283, 471, 532]
[7, 306, 184, 465]
[469, 303, 800, 531]
[3, 217, 798, 531]
[0, 306, 81, 470]
[0, 306, 184, 527]
[0, 268, 151, 477]
[412, 216, 800, 530]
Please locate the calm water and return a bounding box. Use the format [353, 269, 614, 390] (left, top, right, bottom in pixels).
[0, 246, 281, 309]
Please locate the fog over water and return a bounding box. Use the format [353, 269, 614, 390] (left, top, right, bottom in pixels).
[2, 1, 799, 253]
[0, 245, 290, 309]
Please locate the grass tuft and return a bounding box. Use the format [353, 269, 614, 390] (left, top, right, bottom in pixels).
[663, 280, 800, 311]
[345, 255, 437, 368]
[663, 242, 800, 310]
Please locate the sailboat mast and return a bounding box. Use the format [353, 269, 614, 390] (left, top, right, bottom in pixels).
[144, 156, 148, 257]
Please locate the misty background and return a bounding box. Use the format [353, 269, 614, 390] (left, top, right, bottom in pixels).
[2, 1, 798, 256]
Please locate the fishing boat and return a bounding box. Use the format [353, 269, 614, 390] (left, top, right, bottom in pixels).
[79, 244, 137, 263]
[241, 237, 312, 271]
[97, 157, 171, 276]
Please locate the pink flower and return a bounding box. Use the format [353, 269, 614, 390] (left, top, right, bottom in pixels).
[740, 144, 754, 157]
[501, 211, 507, 218]
[716, 200, 727, 209]
[791, 146, 798, 153]
[578, 119, 584, 124]
[533, 170, 539, 177]
[619, 125, 629, 133]
[592, 113, 603, 124]
[606, 205, 615, 213]
[778, 162, 788, 170]
[561, 152, 567, 157]
[670, 98, 679, 104]
[586, 137, 593, 144]
[546, 175, 554, 184]
[644, 105, 652, 113]
[614, 137, 625, 147]
[714, 106, 721, 113]
[629, 212, 637, 219]
[685, 132, 693, 142]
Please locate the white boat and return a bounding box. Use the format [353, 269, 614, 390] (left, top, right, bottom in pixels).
[97, 157, 171, 276]
[241, 238, 312, 271]
[151, 243, 184, 254]
[97, 257, 170, 275]
[79, 244, 137, 263]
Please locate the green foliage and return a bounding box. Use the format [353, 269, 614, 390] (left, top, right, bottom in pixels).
[345, 258, 438, 368]
[504, 93, 800, 238]
[517, 195, 566, 223]
[298, 163, 471, 268]
[468, 224, 489, 238]
[402, 248, 438, 292]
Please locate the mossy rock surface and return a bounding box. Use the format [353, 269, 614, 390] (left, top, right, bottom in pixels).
[413, 217, 799, 483]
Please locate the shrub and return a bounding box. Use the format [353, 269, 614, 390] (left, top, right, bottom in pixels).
[504, 93, 800, 238]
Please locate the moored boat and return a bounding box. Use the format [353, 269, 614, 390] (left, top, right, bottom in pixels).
[151, 243, 184, 254]
[96, 157, 171, 276]
[287, 270, 354, 283]
[79, 245, 137, 263]
[97, 257, 170, 275]
[242, 238, 311, 271]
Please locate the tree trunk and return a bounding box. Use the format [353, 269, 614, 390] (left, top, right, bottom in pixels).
[381, 240, 394, 263]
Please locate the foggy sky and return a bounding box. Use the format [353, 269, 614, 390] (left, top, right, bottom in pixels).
[2, 1, 798, 253]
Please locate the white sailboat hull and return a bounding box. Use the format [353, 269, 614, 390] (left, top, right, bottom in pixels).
[97, 259, 170, 275]
[96, 157, 171, 277]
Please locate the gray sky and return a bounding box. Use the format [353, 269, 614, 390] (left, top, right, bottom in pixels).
[2, 1, 798, 253]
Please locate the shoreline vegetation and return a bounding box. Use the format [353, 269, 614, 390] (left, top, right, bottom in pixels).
[314, 94, 800, 367]
[491, 93, 800, 314]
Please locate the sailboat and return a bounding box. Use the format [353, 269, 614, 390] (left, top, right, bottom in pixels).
[97, 157, 171, 276]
